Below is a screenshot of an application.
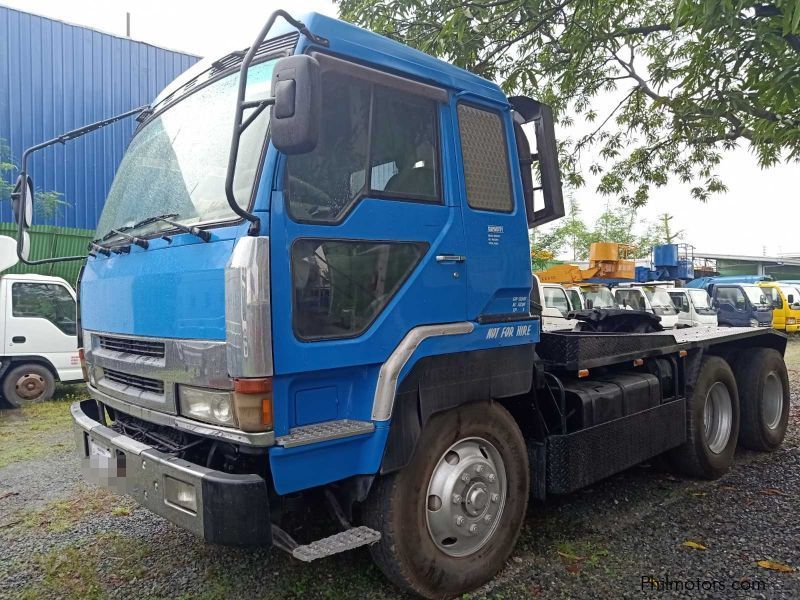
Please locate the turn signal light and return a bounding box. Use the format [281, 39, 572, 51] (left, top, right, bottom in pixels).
[78, 348, 90, 381]
[232, 377, 273, 432]
[578, 369, 590, 378]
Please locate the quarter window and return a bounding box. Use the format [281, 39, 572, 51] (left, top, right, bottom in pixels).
[292, 240, 427, 339]
[285, 71, 440, 223]
[12, 282, 76, 335]
[457, 104, 513, 212]
[543, 287, 571, 317]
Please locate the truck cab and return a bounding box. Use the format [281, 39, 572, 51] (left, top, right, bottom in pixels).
[538, 280, 579, 331]
[703, 283, 773, 328]
[0, 273, 81, 406]
[666, 287, 717, 328]
[613, 282, 679, 329]
[757, 282, 800, 333]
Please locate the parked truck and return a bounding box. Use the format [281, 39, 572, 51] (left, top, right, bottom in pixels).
[666, 287, 718, 329]
[612, 282, 680, 329]
[10, 11, 791, 599]
[0, 239, 82, 406]
[687, 277, 773, 328]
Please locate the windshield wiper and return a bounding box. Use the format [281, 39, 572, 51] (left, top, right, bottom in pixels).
[123, 213, 211, 243]
[102, 228, 149, 249]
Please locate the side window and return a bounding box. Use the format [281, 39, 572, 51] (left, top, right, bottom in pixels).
[764, 287, 782, 308]
[543, 287, 570, 317]
[292, 240, 427, 340]
[669, 292, 687, 312]
[718, 287, 746, 310]
[12, 282, 76, 335]
[457, 104, 513, 212]
[566, 289, 582, 310]
[285, 72, 440, 223]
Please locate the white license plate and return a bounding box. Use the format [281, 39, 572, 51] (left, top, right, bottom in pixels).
[89, 438, 112, 459]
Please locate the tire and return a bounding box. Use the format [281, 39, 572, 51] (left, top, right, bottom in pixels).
[667, 356, 739, 479]
[1, 363, 56, 408]
[733, 348, 789, 451]
[363, 401, 529, 599]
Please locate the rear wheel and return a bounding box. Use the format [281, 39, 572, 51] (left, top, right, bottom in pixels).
[1, 363, 56, 408]
[668, 356, 739, 479]
[363, 401, 529, 599]
[734, 348, 789, 451]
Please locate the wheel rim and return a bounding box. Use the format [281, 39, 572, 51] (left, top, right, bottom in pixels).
[763, 372, 783, 430]
[425, 437, 507, 558]
[15, 373, 46, 401]
[703, 381, 733, 454]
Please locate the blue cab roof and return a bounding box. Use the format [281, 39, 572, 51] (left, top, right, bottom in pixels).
[281, 12, 509, 104]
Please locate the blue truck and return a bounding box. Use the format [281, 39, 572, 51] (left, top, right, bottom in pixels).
[10, 11, 791, 598]
[687, 276, 773, 328]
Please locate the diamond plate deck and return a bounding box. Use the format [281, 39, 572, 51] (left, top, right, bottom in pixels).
[292, 526, 381, 562]
[276, 419, 375, 448]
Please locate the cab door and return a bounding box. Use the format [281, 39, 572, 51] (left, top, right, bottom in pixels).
[452, 98, 532, 320]
[5, 279, 80, 377]
[268, 59, 466, 431]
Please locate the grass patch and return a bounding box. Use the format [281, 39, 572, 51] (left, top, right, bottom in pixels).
[0, 384, 90, 468]
[19, 532, 150, 600]
[784, 338, 800, 370]
[20, 486, 133, 533]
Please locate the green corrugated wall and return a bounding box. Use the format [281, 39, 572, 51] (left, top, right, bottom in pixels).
[0, 223, 93, 286]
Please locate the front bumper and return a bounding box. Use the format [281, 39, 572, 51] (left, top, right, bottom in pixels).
[71, 400, 272, 546]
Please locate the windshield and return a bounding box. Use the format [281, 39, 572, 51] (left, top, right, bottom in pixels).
[781, 285, 800, 303]
[583, 286, 616, 308]
[743, 285, 769, 306]
[688, 289, 713, 310]
[96, 60, 276, 240]
[644, 287, 677, 314]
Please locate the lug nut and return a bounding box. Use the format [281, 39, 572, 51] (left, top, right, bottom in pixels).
[452, 494, 462, 504]
[491, 493, 499, 503]
[455, 516, 465, 527]
[469, 524, 479, 533]
[475, 464, 484, 474]
[461, 473, 471, 483]
[484, 514, 492, 523]
[487, 473, 496, 483]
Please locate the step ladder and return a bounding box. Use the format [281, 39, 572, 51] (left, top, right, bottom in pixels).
[272, 524, 381, 562]
[276, 419, 375, 448]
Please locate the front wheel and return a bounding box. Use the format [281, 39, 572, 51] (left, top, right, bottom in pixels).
[363, 401, 529, 599]
[2, 363, 56, 408]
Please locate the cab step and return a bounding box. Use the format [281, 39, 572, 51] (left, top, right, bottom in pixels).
[291, 526, 381, 562]
[276, 419, 375, 448]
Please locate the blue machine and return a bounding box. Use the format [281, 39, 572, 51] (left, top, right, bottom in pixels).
[637, 243, 695, 282]
[10, 10, 789, 598]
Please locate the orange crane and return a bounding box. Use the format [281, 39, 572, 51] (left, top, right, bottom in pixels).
[535, 242, 636, 284]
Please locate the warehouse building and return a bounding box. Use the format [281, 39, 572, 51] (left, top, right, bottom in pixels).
[0, 5, 198, 281]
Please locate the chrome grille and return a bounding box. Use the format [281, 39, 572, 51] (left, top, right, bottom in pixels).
[98, 335, 165, 358]
[104, 368, 164, 395]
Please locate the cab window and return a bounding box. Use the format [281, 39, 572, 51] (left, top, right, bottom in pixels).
[716, 287, 747, 310]
[285, 72, 440, 223]
[615, 289, 646, 310]
[543, 287, 571, 317]
[11, 282, 76, 335]
[566, 289, 582, 310]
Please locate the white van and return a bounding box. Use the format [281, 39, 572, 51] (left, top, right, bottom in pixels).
[0, 273, 82, 407]
[613, 282, 679, 329]
[666, 287, 718, 328]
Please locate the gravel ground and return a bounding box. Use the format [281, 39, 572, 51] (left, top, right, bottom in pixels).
[1, 344, 798, 600]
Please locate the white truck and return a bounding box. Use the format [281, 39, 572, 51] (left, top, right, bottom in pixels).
[613, 282, 679, 329]
[666, 287, 718, 329]
[533, 277, 579, 331]
[0, 272, 82, 407]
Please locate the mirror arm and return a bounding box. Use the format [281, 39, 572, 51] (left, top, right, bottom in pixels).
[225, 10, 328, 236]
[239, 98, 276, 134]
[15, 105, 147, 265]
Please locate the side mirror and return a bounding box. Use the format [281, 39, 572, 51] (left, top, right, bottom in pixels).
[509, 97, 564, 228]
[586, 299, 594, 309]
[10, 175, 33, 261]
[788, 294, 795, 304]
[270, 55, 321, 155]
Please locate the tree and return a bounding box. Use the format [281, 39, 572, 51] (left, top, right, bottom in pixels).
[0, 137, 67, 220]
[338, 0, 800, 206]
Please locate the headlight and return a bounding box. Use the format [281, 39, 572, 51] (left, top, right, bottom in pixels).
[787, 318, 796, 325]
[178, 386, 236, 427]
[749, 319, 759, 327]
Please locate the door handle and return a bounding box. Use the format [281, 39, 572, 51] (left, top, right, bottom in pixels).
[436, 255, 466, 263]
[12, 336, 25, 344]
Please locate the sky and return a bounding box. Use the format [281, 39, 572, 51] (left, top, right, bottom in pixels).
[4, 0, 798, 257]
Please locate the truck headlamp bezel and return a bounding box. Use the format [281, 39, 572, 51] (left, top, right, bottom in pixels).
[178, 385, 237, 428]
